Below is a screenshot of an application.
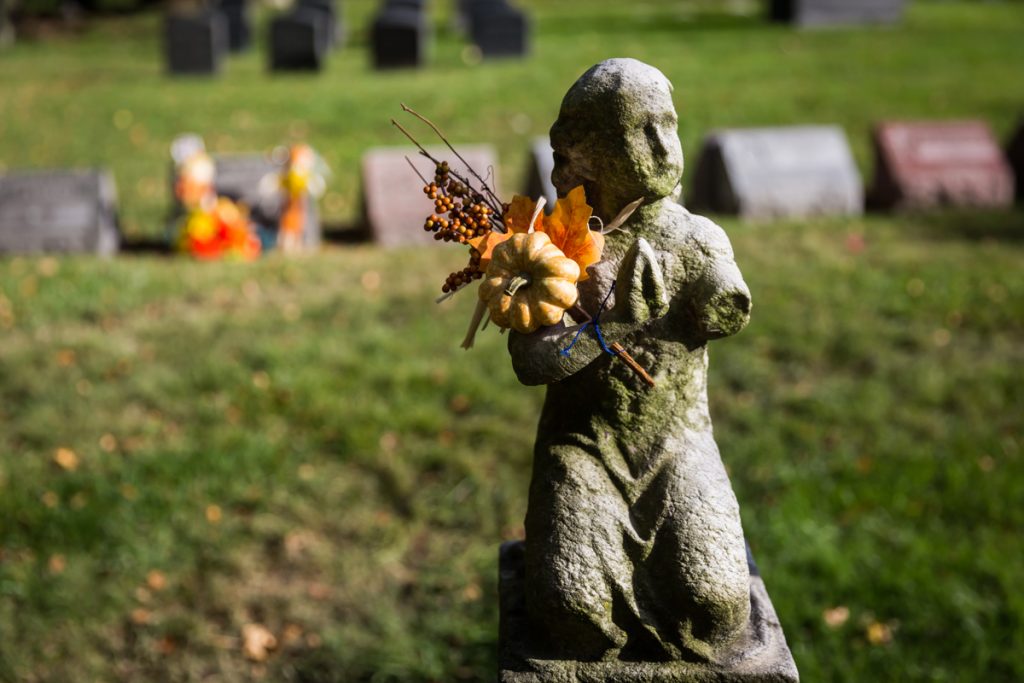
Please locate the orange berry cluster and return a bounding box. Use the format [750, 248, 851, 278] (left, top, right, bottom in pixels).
[441, 247, 485, 293]
[421, 161, 494, 244]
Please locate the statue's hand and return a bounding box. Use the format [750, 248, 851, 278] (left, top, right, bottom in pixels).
[613, 238, 669, 326]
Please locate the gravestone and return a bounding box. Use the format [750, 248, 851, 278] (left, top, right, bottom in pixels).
[0, 169, 120, 255]
[269, 9, 328, 72]
[164, 11, 228, 76]
[524, 137, 557, 207]
[498, 58, 797, 681]
[691, 125, 863, 219]
[769, 0, 905, 27]
[868, 120, 1014, 210]
[296, 0, 341, 47]
[371, 5, 429, 69]
[468, 0, 529, 59]
[1005, 118, 1024, 203]
[217, 0, 252, 52]
[0, 0, 13, 48]
[361, 145, 499, 247]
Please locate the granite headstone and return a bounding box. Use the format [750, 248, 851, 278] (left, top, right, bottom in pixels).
[217, 0, 252, 52]
[0, 169, 120, 255]
[868, 120, 1014, 210]
[269, 9, 328, 72]
[524, 137, 557, 207]
[770, 0, 905, 27]
[0, 0, 13, 48]
[1005, 118, 1024, 204]
[164, 11, 228, 76]
[469, 0, 529, 59]
[361, 145, 499, 247]
[296, 0, 341, 47]
[371, 5, 429, 69]
[691, 125, 863, 219]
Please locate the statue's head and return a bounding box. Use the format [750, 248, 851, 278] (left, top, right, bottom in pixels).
[550, 58, 684, 221]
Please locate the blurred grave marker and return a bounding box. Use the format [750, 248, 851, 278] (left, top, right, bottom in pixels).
[468, 0, 529, 59]
[371, 3, 430, 69]
[691, 125, 863, 219]
[164, 11, 228, 75]
[217, 0, 252, 52]
[270, 9, 329, 71]
[524, 137, 556, 207]
[868, 120, 1014, 210]
[296, 0, 341, 47]
[0, 169, 120, 255]
[361, 145, 499, 247]
[769, 0, 905, 27]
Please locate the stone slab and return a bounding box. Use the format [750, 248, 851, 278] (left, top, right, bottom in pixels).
[371, 6, 429, 69]
[1004, 118, 1024, 203]
[0, 169, 120, 255]
[296, 0, 341, 48]
[769, 0, 905, 27]
[524, 137, 557, 207]
[164, 11, 227, 76]
[217, 0, 252, 52]
[361, 145, 499, 247]
[868, 120, 1014, 210]
[498, 540, 798, 683]
[269, 9, 329, 72]
[690, 125, 862, 219]
[469, 0, 529, 59]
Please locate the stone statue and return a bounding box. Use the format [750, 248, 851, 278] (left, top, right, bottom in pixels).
[499, 58, 797, 681]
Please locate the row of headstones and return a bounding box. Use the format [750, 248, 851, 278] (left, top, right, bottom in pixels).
[769, 0, 906, 28]
[165, 0, 340, 75]
[2, 117, 1022, 254]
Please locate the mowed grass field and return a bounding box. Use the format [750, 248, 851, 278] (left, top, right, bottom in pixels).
[1, 1, 1023, 681]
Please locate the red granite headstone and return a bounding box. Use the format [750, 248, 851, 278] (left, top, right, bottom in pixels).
[868, 120, 1014, 210]
[361, 145, 499, 247]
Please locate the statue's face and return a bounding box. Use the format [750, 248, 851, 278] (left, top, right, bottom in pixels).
[550, 74, 683, 219]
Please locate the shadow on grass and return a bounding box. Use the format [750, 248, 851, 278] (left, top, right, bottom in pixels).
[538, 10, 764, 37]
[899, 207, 1024, 243]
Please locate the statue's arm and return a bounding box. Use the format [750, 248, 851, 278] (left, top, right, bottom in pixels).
[508, 238, 669, 386]
[689, 221, 752, 341]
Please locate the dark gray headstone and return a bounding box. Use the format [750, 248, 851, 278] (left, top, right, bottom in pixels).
[769, 0, 905, 27]
[1006, 118, 1024, 204]
[371, 6, 429, 70]
[164, 11, 228, 76]
[469, 0, 529, 59]
[0, 169, 120, 255]
[216, 0, 252, 52]
[0, 0, 13, 48]
[269, 9, 328, 72]
[524, 137, 557, 207]
[868, 120, 1014, 211]
[296, 0, 341, 47]
[691, 125, 863, 219]
[361, 145, 499, 247]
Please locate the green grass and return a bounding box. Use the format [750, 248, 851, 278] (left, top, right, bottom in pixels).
[1, 1, 1023, 681]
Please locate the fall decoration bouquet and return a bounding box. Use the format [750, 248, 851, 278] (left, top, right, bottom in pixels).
[394, 106, 653, 385]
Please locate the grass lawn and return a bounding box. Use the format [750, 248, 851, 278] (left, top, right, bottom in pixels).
[1, 1, 1023, 681]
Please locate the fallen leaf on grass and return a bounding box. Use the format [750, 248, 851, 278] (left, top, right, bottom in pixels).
[866, 620, 893, 645]
[48, 554, 66, 574]
[242, 623, 278, 661]
[822, 605, 850, 628]
[146, 570, 167, 592]
[53, 447, 79, 471]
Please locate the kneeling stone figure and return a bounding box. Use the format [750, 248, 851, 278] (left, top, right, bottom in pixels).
[501, 58, 798, 680]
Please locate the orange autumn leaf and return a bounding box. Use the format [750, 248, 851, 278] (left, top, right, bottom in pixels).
[469, 195, 538, 267]
[539, 186, 604, 281]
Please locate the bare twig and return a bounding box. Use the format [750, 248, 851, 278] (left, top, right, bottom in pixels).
[399, 104, 504, 211]
[567, 303, 655, 387]
[404, 155, 430, 186]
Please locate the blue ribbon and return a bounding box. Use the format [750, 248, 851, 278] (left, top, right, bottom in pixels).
[560, 281, 620, 358]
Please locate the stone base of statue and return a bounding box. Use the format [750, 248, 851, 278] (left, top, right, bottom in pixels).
[498, 541, 799, 683]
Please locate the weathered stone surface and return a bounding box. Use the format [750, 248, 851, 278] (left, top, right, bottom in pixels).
[868, 120, 1014, 210]
[164, 11, 227, 76]
[269, 9, 329, 72]
[371, 6, 430, 70]
[502, 58, 796, 676]
[0, 169, 120, 255]
[769, 0, 905, 27]
[500, 541, 799, 682]
[690, 125, 862, 219]
[1003, 118, 1024, 203]
[361, 145, 499, 247]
